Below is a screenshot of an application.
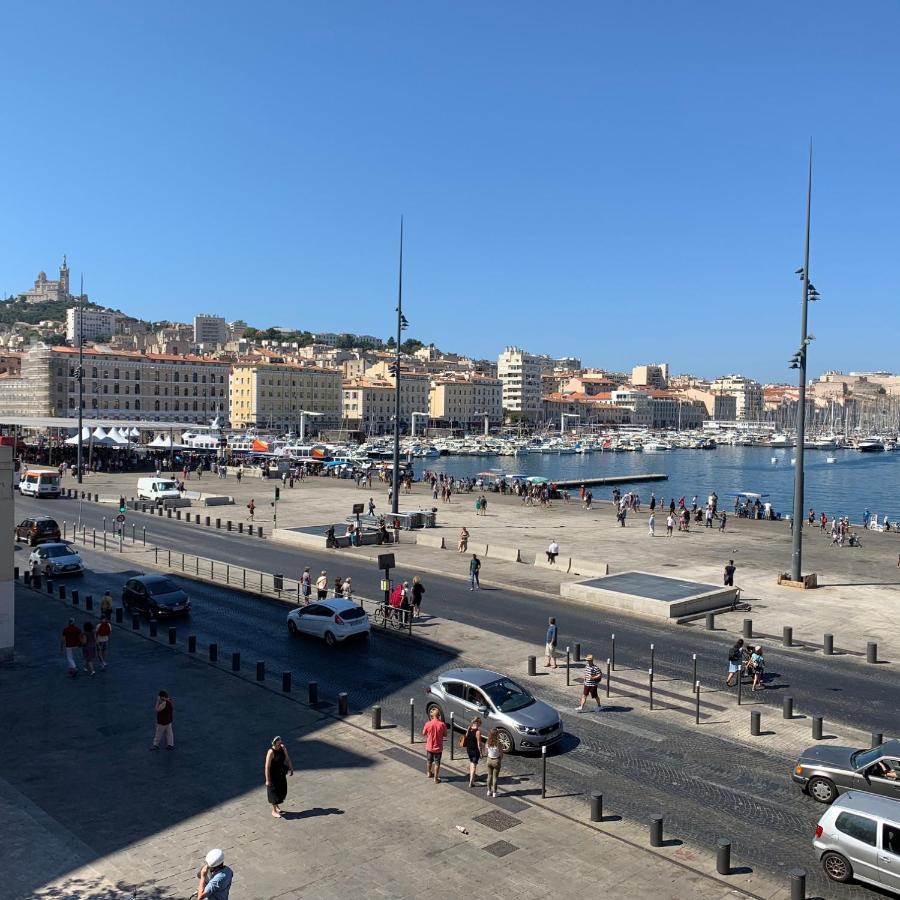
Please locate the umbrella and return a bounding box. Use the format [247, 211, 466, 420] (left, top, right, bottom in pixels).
[527, 476, 550, 484]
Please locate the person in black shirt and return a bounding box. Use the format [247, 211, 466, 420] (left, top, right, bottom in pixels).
[724, 559, 736, 587]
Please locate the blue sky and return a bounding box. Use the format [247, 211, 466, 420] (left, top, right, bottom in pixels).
[1, 2, 897, 382]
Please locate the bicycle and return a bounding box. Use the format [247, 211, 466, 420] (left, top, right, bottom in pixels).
[373, 604, 406, 630]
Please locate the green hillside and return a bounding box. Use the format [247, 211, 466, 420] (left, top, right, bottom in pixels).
[0, 296, 120, 326]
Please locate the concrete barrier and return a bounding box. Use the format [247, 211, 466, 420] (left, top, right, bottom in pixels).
[568, 558, 610, 577]
[272, 528, 328, 551]
[416, 532, 445, 549]
[488, 544, 522, 563]
[465, 542, 488, 558]
[534, 552, 571, 572]
[201, 495, 235, 507]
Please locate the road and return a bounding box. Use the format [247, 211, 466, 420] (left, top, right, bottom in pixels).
[16, 493, 900, 897]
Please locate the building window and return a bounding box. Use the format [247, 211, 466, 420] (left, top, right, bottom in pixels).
[135, 400, 141, 410]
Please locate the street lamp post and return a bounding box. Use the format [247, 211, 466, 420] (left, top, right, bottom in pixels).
[391, 218, 408, 515]
[76, 274, 85, 484]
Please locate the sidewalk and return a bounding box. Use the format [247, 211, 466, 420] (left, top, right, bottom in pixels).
[2, 585, 762, 900]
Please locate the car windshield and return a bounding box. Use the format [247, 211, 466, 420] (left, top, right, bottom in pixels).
[852, 747, 884, 769]
[42, 546, 73, 558]
[146, 579, 180, 597]
[481, 678, 534, 713]
[155, 481, 178, 491]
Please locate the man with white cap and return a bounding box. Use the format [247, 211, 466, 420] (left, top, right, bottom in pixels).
[197, 848, 233, 899]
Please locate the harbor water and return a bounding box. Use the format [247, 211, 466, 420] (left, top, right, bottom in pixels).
[416, 446, 900, 521]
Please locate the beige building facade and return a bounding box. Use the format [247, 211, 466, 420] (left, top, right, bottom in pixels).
[498, 346, 542, 420]
[429, 374, 503, 426]
[342, 373, 430, 434]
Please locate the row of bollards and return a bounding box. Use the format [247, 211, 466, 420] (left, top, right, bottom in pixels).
[743, 617, 878, 662]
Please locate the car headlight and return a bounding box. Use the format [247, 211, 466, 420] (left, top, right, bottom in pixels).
[515, 725, 539, 735]
[795, 765, 804, 775]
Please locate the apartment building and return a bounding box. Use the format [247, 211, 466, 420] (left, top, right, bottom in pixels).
[194, 314, 228, 346]
[710, 374, 763, 421]
[229, 363, 343, 432]
[342, 373, 430, 434]
[429, 373, 503, 427]
[497, 346, 542, 421]
[631, 363, 669, 389]
[66, 307, 120, 345]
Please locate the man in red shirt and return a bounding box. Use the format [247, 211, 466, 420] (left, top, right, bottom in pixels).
[96, 617, 112, 669]
[60, 618, 82, 677]
[422, 707, 448, 784]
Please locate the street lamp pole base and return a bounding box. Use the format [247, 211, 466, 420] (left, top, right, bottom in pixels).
[777, 573, 818, 590]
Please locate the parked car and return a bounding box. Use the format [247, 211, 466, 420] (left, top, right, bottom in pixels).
[425, 667, 563, 754]
[793, 739, 900, 804]
[15, 516, 62, 546]
[28, 542, 83, 576]
[122, 575, 191, 618]
[286, 598, 370, 646]
[813, 791, 900, 892]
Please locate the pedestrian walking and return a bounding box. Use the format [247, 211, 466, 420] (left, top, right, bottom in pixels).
[393, 517, 401, 544]
[544, 616, 559, 668]
[316, 571, 328, 600]
[748, 646, 766, 691]
[575, 654, 603, 712]
[61, 618, 82, 677]
[81, 621, 97, 676]
[422, 706, 448, 783]
[546, 540, 560, 564]
[196, 848, 234, 899]
[247, 499, 255, 521]
[100, 590, 113, 620]
[458, 526, 469, 553]
[469, 554, 481, 590]
[411, 575, 425, 619]
[648, 512, 655, 536]
[96, 616, 111, 669]
[719, 511, 727, 532]
[461, 716, 483, 787]
[666, 512, 674, 536]
[484, 728, 504, 797]
[300, 567, 312, 604]
[333, 576, 343, 598]
[725, 638, 745, 687]
[724, 559, 736, 587]
[368, 497, 375, 516]
[151, 690, 175, 750]
[264, 735, 294, 818]
[341, 576, 353, 599]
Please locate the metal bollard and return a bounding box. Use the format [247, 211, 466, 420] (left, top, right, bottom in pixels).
[338, 692, 348, 715]
[409, 698, 415, 744]
[867, 641, 878, 664]
[705, 612, 715, 630]
[812, 716, 823, 740]
[205, 516, 210, 527]
[232, 651, 241, 672]
[149, 620, 158, 638]
[716, 839, 732, 875]
[282, 672, 292, 693]
[115, 607, 123, 624]
[57, 584, 65, 600]
[742, 618, 752, 639]
[650, 643, 655, 670]
[85, 594, 93, 610]
[216, 518, 221, 528]
[606, 658, 611, 697]
[176, 510, 181, 520]
[72, 589, 79, 606]
[695, 681, 701, 724]
[188, 635, 197, 653]
[737, 670, 743, 706]
[692, 653, 697, 686]
[789, 868, 806, 900]
[256, 661, 265, 681]
[238, 522, 243, 534]
[783, 625, 793, 647]
[372, 705, 382, 729]
[872, 732, 884, 748]
[574, 642, 581, 662]
[649, 815, 663, 847]
[46, 579, 54, 595]
[132, 614, 140, 631]
[13, 566, 18, 581]
[527, 655, 536, 676]
[227, 520, 232, 531]
[611, 633, 616, 670]
[168, 627, 176, 645]
[209, 642, 218, 662]
[309, 682, 318, 705]
[590, 790, 603, 822]
[565, 647, 570, 686]
[24, 572, 31, 588]
[751, 710, 761, 736]
[541, 745, 547, 799]
[450, 712, 455, 759]
[648, 668, 654, 710]
[823, 633, 834, 655]
[33, 573, 42, 591]
[783, 696, 794, 719]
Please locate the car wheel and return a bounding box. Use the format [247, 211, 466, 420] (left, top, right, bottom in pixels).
[808, 776, 837, 804]
[324, 631, 336, 647]
[425, 702, 444, 721]
[287, 620, 298, 636]
[495, 728, 514, 754]
[822, 851, 853, 883]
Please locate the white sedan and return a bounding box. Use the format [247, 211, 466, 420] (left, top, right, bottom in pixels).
[29, 542, 84, 576]
[286, 598, 370, 646]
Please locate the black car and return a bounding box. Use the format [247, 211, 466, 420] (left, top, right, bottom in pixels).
[122, 575, 191, 618]
[15, 516, 62, 546]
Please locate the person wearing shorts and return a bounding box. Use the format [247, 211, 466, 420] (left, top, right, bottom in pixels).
[544, 617, 559, 668]
[462, 716, 483, 788]
[575, 653, 603, 712]
[422, 706, 448, 783]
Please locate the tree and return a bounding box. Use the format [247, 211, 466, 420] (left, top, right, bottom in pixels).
[385, 336, 396, 348]
[400, 338, 424, 355]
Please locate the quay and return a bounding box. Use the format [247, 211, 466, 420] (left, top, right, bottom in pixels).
[553, 473, 668, 488]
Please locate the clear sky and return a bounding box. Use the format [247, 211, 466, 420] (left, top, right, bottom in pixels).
[1, 2, 897, 382]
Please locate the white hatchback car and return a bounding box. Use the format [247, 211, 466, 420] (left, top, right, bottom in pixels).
[286, 598, 370, 646]
[28, 542, 84, 576]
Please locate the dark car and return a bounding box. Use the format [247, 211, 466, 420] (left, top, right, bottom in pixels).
[15, 516, 62, 546]
[122, 575, 191, 619]
[793, 739, 900, 804]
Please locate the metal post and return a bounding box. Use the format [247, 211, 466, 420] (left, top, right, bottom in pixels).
[209, 642, 218, 662]
[590, 791, 603, 822]
[115, 607, 123, 624]
[790, 145, 813, 583]
[168, 627, 176, 645]
[716, 839, 731, 876]
[232, 652, 241, 672]
[541, 745, 547, 799]
[605, 658, 611, 697]
[650, 643, 655, 670]
[823, 633, 833, 655]
[92, 529, 96, 548]
[372, 705, 382, 729]
[610, 633, 615, 670]
[283, 672, 292, 693]
[695, 681, 701, 724]
[132, 523, 135, 543]
[409, 697, 415, 744]
[527, 655, 536, 676]
[705, 612, 715, 630]
[85, 594, 92, 611]
[565, 646, 570, 686]
[872, 732, 884, 748]
[737, 670, 743, 706]
[338, 692, 349, 714]
[450, 712, 455, 759]
[308, 682, 318, 705]
[649, 815, 663, 847]
[149, 620, 157, 638]
[574, 642, 581, 662]
[812, 716, 823, 740]
[188, 635, 196, 653]
[256, 661, 265, 681]
[71, 589, 79, 606]
[391, 218, 403, 516]
[692, 653, 697, 687]
[751, 710, 761, 736]
[783, 696, 794, 719]
[103, 532, 107, 551]
[132, 614, 140, 631]
[119, 532, 123, 553]
[789, 868, 807, 900]
[867, 641, 878, 664]
[743, 618, 752, 639]
[783, 625, 793, 647]
[648, 668, 654, 710]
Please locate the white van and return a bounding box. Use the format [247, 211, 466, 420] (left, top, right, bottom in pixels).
[137, 477, 182, 503]
[19, 470, 61, 498]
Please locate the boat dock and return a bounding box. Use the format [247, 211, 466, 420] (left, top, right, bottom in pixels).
[553, 473, 668, 488]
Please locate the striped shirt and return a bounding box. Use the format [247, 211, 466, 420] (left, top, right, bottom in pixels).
[583, 661, 602, 686]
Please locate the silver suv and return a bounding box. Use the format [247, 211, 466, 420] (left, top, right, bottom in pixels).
[425, 667, 563, 754]
[814, 791, 900, 893]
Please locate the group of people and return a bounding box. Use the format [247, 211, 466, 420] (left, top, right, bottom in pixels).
[59, 591, 115, 677]
[725, 639, 766, 692]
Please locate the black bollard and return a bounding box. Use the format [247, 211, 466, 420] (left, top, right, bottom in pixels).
[372, 705, 382, 729]
[149, 620, 158, 638]
[115, 607, 123, 624]
[216, 518, 221, 529]
[168, 627, 176, 645]
[256, 661, 265, 681]
[574, 642, 581, 662]
[812, 716, 823, 740]
[590, 790, 603, 822]
[58, 585, 66, 601]
[823, 633, 833, 655]
[309, 681, 319, 705]
[705, 612, 715, 630]
[751, 710, 761, 736]
[209, 642, 218, 662]
[648, 668, 654, 710]
[783, 696, 794, 719]
[716, 839, 732, 875]
[541, 745, 547, 799]
[13, 566, 18, 581]
[238, 522, 243, 534]
[232, 651, 241, 672]
[867, 641, 878, 664]
[742, 618, 752, 639]
[737, 670, 743, 706]
[527, 655, 537, 676]
[611, 633, 616, 670]
[205, 516, 210, 527]
[46, 579, 54, 595]
[72, 589, 80, 606]
[872, 732, 884, 748]
[227, 520, 232, 531]
[606, 658, 611, 698]
[783, 626, 793, 647]
[695, 681, 701, 725]
[692, 653, 698, 687]
[565, 647, 570, 686]
[789, 868, 806, 900]
[282, 672, 292, 693]
[338, 692, 348, 715]
[188, 634, 197, 653]
[649, 815, 663, 847]
[409, 698, 415, 744]
[132, 614, 140, 631]
[85, 594, 93, 611]
[23, 572, 31, 588]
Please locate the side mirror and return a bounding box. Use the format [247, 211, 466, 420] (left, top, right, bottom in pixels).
[477, 705, 488, 716]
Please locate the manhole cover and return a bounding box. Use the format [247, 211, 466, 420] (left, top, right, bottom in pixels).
[483, 840, 518, 857]
[473, 810, 522, 832]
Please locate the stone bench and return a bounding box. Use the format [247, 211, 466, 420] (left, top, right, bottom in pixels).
[533, 552, 571, 572]
[488, 544, 521, 563]
[569, 558, 610, 577]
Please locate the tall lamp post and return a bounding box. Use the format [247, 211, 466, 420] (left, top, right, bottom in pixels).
[76, 274, 85, 484]
[391, 218, 408, 515]
[788, 145, 821, 583]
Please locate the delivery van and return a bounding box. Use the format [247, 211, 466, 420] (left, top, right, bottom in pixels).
[19, 470, 61, 498]
[137, 477, 182, 503]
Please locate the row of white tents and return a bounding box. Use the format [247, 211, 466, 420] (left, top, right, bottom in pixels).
[64, 426, 142, 448]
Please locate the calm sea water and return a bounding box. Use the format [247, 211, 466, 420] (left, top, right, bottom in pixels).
[415, 446, 900, 521]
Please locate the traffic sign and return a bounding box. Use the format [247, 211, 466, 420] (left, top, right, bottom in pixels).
[116, 514, 126, 524]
